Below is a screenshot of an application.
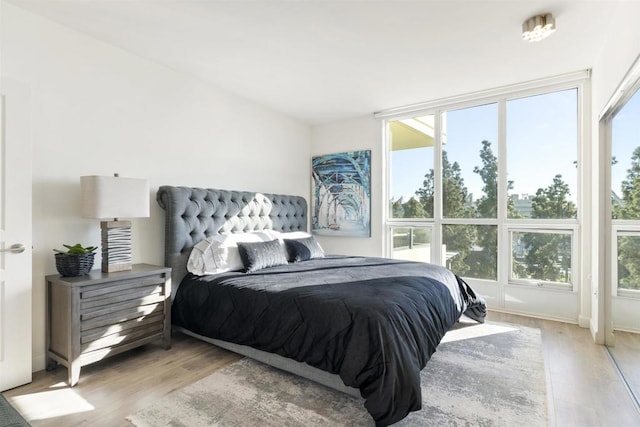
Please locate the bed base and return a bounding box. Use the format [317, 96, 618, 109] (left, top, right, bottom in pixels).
[174, 326, 361, 398]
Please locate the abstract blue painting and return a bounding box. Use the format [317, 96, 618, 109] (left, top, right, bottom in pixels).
[312, 150, 371, 237]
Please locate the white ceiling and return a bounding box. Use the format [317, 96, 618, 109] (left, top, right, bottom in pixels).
[7, 0, 618, 125]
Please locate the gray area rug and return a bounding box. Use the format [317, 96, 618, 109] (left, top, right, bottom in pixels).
[127, 321, 547, 426]
[0, 393, 31, 427]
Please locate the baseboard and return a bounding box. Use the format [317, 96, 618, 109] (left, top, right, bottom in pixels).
[578, 315, 590, 328]
[612, 325, 640, 334]
[32, 354, 46, 373]
[589, 318, 604, 344]
[488, 308, 578, 326]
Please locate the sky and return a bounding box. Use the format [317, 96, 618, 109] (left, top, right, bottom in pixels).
[391, 89, 580, 205]
[612, 86, 640, 195]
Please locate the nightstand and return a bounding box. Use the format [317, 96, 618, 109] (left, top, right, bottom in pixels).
[45, 263, 172, 386]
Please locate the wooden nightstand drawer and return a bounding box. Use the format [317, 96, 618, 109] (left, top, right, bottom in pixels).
[81, 313, 165, 344]
[81, 321, 164, 353]
[81, 293, 165, 321]
[46, 264, 172, 386]
[80, 302, 164, 331]
[80, 275, 166, 304]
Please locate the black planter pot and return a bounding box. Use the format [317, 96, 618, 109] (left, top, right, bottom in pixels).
[55, 253, 95, 277]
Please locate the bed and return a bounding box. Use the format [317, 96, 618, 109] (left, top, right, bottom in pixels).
[156, 185, 486, 426]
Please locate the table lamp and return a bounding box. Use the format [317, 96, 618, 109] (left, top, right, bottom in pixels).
[80, 174, 150, 272]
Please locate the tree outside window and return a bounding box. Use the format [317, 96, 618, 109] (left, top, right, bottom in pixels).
[387, 87, 580, 286]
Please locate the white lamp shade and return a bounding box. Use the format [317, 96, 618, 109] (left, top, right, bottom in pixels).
[81, 175, 150, 219]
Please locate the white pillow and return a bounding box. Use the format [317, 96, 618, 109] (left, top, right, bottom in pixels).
[259, 229, 283, 241]
[273, 231, 312, 241]
[187, 231, 276, 275]
[259, 230, 312, 250]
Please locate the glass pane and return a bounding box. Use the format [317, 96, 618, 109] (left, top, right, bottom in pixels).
[617, 234, 640, 290]
[389, 115, 435, 218]
[391, 227, 432, 262]
[442, 103, 498, 218]
[442, 224, 497, 280]
[611, 87, 640, 220]
[511, 231, 572, 283]
[507, 90, 578, 219]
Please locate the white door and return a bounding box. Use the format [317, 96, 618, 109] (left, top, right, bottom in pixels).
[0, 79, 33, 391]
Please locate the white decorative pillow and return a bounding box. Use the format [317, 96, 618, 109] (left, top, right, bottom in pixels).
[187, 231, 275, 275]
[265, 230, 311, 244]
[278, 231, 312, 240]
[259, 229, 283, 241]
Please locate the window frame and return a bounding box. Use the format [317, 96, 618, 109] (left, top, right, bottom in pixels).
[611, 224, 640, 298]
[380, 71, 588, 292]
[508, 225, 578, 290]
[388, 224, 434, 263]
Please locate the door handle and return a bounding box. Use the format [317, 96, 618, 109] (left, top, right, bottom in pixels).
[0, 243, 26, 254]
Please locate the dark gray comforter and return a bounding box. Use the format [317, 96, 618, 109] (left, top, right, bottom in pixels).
[172, 256, 486, 426]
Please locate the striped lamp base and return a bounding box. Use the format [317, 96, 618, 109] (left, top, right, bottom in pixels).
[100, 220, 133, 272]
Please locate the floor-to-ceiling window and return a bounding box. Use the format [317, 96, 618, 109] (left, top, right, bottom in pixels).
[506, 89, 578, 291]
[381, 72, 588, 320]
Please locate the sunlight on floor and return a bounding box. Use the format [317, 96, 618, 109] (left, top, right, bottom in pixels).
[10, 387, 94, 420]
[441, 322, 518, 344]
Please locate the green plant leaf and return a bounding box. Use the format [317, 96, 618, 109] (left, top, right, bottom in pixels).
[54, 243, 98, 254]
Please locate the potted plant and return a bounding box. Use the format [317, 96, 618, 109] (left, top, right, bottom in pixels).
[54, 243, 98, 277]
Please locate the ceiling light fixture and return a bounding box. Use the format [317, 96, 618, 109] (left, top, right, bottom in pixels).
[522, 13, 556, 42]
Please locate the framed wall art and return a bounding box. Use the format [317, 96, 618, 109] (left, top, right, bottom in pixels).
[311, 150, 371, 237]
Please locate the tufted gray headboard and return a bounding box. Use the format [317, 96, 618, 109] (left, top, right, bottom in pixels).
[156, 186, 308, 298]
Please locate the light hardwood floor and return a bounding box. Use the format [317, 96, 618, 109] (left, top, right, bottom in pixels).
[487, 312, 639, 426]
[3, 312, 639, 426]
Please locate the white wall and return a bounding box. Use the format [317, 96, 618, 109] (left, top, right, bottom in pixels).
[2, 3, 311, 371]
[591, 3, 640, 114]
[310, 116, 383, 257]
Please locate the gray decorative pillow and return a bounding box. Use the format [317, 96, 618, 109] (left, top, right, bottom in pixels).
[237, 239, 289, 272]
[284, 236, 325, 262]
